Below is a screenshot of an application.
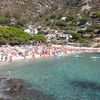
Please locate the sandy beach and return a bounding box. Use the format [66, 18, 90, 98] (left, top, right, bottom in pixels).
[0, 45, 100, 65]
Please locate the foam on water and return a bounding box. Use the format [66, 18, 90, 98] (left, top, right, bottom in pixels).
[0, 53, 100, 100]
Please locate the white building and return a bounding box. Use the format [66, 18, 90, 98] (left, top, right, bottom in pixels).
[45, 34, 56, 42]
[24, 27, 38, 35]
[61, 17, 67, 21]
[46, 33, 72, 42]
[56, 34, 73, 42]
[24, 29, 31, 34]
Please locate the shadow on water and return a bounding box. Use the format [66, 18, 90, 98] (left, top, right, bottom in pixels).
[70, 80, 100, 90]
[0, 78, 57, 100]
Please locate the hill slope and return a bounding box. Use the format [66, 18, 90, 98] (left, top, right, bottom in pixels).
[0, 0, 100, 23]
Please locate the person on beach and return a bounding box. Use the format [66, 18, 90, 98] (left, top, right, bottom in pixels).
[6, 70, 12, 80]
[32, 53, 35, 60]
[9, 55, 12, 63]
[5, 55, 8, 62]
[23, 51, 27, 59]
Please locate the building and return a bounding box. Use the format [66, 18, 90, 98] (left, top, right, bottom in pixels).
[61, 17, 67, 21]
[94, 37, 100, 43]
[24, 26, 38, 35]
[46, 33, 72, 43]
[56, 34, 73, 42]
[45, 34, 56, 42]
[94, 21, 100, 26]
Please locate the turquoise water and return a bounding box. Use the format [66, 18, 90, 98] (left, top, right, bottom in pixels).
[0, 53, 100, 100]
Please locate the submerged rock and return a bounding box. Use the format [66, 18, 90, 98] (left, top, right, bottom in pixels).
[1, 78, 57, 100]
[5, 82, 23, 94]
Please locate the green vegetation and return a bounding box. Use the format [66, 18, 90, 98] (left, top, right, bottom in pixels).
[79, 17, 88, 25]
[0, 26, 47, 45]
[52, 25, 59, 30]
[0, 26, 31, 45]
[0, 10, 99, 45]
[49, 13, 78, 30]
[66, 13, 77, 21]
[33, 34, 46, 43]
[16, 19, 27, 27]
[36, 12, 99, 45]
[0, 16, 28, 28]
[85, 27, 94, 33]
[0, 17, 11, 25]
[71, 32, 81, 41]
[94, 12, 100, 20]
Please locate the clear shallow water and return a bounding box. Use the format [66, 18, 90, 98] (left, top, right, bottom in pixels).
[0, 53, 100, 100]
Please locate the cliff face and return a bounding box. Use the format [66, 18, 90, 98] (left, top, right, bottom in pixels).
[0, 0, 100, 21]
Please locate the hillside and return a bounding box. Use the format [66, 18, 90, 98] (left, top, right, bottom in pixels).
[0, 0, 100, 46]
[0, 0, 100, 23]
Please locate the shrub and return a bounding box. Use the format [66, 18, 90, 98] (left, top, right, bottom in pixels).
[33, 34, 46, 43]
[66, 13, 77, 21]
[0, 26, 31, 44]
[79, 17, 88, 24]
[71, 32, 81, 40]
[94, 12, 100, 19]
[0, 16, 11, 25]
[16, 19, 27, 27]
[52, 25, 59, 30]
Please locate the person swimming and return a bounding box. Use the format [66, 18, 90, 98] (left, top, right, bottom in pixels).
[74, 55, 83, 58]
[6, 70, 12, 80]
[91, 56, 100, 59]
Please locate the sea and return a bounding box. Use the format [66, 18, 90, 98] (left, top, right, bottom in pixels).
[0, 53, 100, 100]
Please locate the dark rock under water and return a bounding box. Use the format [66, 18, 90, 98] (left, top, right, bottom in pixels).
[0, 78, 57, 100]
[70, 80, 100, 90]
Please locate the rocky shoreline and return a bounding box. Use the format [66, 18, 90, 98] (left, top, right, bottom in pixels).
[0, 78, 56, 100]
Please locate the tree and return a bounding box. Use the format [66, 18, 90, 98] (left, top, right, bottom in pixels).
[71, 32, 81, 40]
